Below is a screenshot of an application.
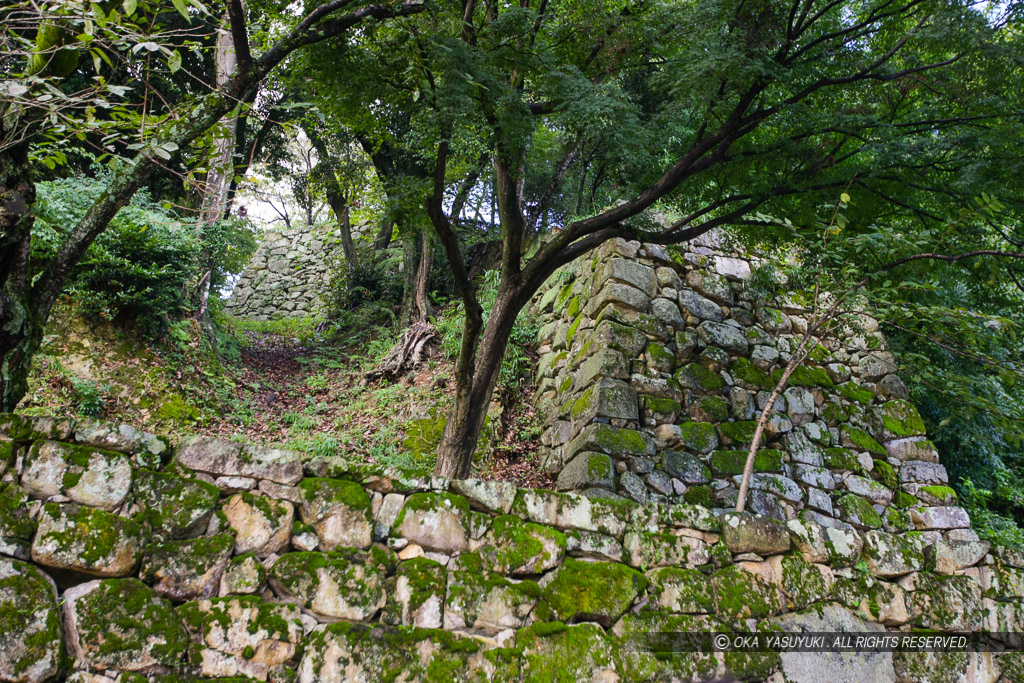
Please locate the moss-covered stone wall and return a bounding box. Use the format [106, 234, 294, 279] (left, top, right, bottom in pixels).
[224, 223, 353, 320]
[531, 233, 973, 549]
[0, 413, 1020, 682]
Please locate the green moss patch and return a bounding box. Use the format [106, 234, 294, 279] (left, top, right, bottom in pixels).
[718, 421, 758, 446]
[479, 515, 566, 575]
[709, 449, 783, 476]
[711, 565, 780, 620]
[676, 363, 726, 392]
[837, 382, 875, 405]
[133, 469, 219, 541]
[71, 578, 188, 671]
[540, 558, 647, 626]
[836, 494, 883, 529]
[729, 358, 774, 391]
[844, 427, 887, 457]
[776, 365, 834, 388]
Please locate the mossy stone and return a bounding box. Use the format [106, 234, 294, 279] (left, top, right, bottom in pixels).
[822, 447, 863, 473]
[32, 503, 142, 576]
[646, 567, 715, 613]
[517, 622, 619, 683]
[711, 565, 780, 620]
[682, 485, 713, 507]
[268, 551, 387, 621]
[777, 365, 834, 388]
[479, 515, 566, 575]
[692, 396, 730, 422]
[872, 459, 898, 490]
[836, 494, 883, 529]
[66, 578, 188, 673]
[676, 363, 726, 392]
[844, 427, 887, 457]
[0, 482, 36, 552]
[540, 558, 647, 626]
[874, 399, 926, 438]
[444, 564, 541, 633]
[677, 422, 719, 453]
[730, 357, 774, 391]
[917, 485, 957, 505]
[382, 557, 446, 627]
[133, 469, 220, 541]
[299, 623, 483, 681]
[837, 381, 875, 405]
[710, 449, 783, 476]
[780, 555, 831, 610]
[718, 421, 758, 446]
[0, 558, 62, 682]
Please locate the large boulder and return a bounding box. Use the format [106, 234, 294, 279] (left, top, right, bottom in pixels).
[268, 551, 387, 622]
[133, 468, 220, 541]
[221, 492, 294, 558]
[0, 558, 62, 683]
[62, 578, 188, 675]
[392, 492, 470, 554]
[0, 482, 36, 560]
[175, 436, 302, 485]
[140, 532, 235, 601]
[179, 595, 303, 680]
[540, 558, 647, 626]
[297, 478, 373, 550]
[20, 440, 132, 511]
[31, 503, 142, 577]
[722, 512, 791, 555]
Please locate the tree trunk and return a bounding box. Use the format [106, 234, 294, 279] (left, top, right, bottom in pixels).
[374, 218, 394, 250]
[325, 189, 356, 266]
[0, 144, 39, 412]
[399, 235, 419, 325]
[411, 231, 433, 323]
[196, 10, 240, 324]
[434, 286, 519, 479]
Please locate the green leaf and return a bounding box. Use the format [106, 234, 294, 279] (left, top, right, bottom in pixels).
[171, 0, 191, 21]
[168, 50, 182, 73]
[123, 0, 137, 14]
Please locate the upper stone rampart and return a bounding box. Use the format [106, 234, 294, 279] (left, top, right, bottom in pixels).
[531, 233, 973, 545]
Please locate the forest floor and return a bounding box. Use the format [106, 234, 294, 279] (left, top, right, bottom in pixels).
[20, 304, 552, 487]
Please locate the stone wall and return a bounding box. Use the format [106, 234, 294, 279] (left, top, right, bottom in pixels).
[225, 223, 350, 320]
[1, 412, 1023, 682]
[531, 234, 973, 547]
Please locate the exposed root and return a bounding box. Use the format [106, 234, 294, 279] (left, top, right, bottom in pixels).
[362, 322, 439, 385]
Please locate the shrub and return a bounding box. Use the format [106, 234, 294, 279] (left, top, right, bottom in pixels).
[33, 174, 199, 334]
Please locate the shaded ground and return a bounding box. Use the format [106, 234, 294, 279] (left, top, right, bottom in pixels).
[22, 307, 552, 487]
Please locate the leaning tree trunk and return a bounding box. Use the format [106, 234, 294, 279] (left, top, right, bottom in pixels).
[0, 143, 40, 412]
[195, 10, 240, 326]
[434, 288, 520, 479]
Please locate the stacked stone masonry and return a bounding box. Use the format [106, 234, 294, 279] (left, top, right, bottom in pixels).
[531, 234, 974, 549]
[225, 223, 358, 320]
[1, 412, 1023, 682]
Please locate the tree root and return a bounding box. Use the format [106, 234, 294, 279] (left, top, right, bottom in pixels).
[362, 322, 439, 385]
